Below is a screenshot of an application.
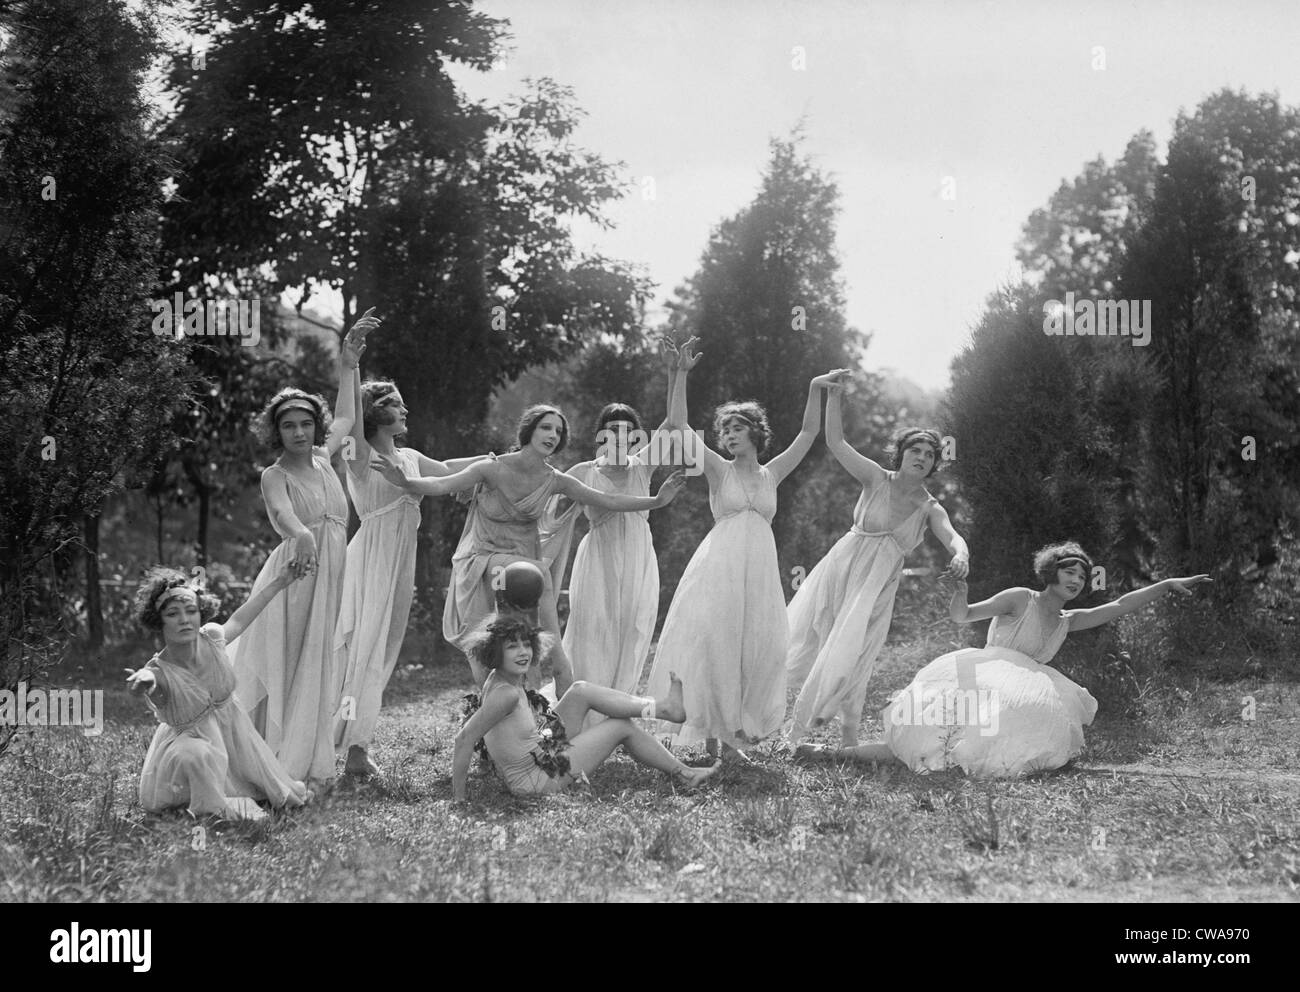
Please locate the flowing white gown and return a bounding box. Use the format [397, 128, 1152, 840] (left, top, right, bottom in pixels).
[541, 456, 659, 695]
[786, 472, 936, 742]
[333, 447, 421, 753]
[883, 591, 1098, 777]
[646, 462, 787, 748]
[231, 450, 347, 781]
[140, 624, 309, 817]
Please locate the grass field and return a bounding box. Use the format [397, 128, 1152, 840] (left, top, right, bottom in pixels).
[2, 637, 1297, 903]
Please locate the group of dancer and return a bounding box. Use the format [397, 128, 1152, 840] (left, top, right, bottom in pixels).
[126, 314, 1211, 819]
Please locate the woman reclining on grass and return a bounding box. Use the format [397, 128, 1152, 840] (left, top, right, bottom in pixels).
[453, 613, 721, 801]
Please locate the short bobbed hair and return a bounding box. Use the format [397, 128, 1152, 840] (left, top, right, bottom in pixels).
[133, 566, 221, 632]
[461, 612, 554, 672]
[1033, 541, 1094, 587]
[594, 402, 642, 437]
[712, 401, 773, 457]
[259, 388, 330, 451]
[515, 405, 570, 456]
[889, 427, 943, 478]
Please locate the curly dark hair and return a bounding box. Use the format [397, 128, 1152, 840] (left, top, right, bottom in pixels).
[133, 566, 221, 632]
[514, 405, 569, 455]
[1032, 541, 1094, 587]
[461, 612, 554, 671]
[361, 379, 405, 441]
[889, 427, 943, 477]
[258, 388, 331, 452]
[712, 401, 773, 457]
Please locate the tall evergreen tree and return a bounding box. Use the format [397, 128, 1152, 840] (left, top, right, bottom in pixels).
[0, 0, 189, 714]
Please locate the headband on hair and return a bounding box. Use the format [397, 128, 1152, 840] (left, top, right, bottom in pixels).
[1055, 555, 1090, 570]
[720, 414, 756, 429]
[274, 398, 318, 421]
[154, 585, 198, 613]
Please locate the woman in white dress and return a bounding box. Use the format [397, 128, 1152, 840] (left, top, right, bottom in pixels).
[786, 383, 970, 747]
[645, 340, 841, 758]
[795, 542, 1211, 777]
[370, 410, 687, 692]
[230, 324, 362, 782]
[540, 350, 681, 703]
[331, 314, 487, 777]
[128, 566, 311, 821]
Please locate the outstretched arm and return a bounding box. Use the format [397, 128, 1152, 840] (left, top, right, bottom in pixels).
[928, 503, 970, 579]
[222, 561, 298, 642]
[825, 377, 888, 488]
[1066, 575, 1212, 632]
[451, 688, 516, 803]
[371, 454, 491, 496]
[413, 451, 492, 478]
[555, 469, 686, 512]
[950, 583, 1027, 623]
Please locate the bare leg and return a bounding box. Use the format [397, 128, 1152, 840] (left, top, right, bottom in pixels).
[535, 569, 574, 695]
[554, 676, 685, 739]
[794, 741, 898, 764]
[839, 691, 865, 748]
[564, 717, 720, 790]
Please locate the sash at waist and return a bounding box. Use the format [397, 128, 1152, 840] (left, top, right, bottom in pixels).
[303, 513, 346, 529]
[170, 692, 233, 734]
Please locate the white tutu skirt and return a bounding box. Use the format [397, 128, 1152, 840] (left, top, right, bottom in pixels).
[882, 646, 1097, 778]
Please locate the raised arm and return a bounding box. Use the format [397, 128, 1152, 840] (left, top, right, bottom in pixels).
[666, 339, 726, 481]
[825, 378, 887, 488]
[451, 687, 516, 803]
[949, 583, 1028, 623]
[339, 307, 382, 469]
[1066, 575, 1212, 632]
[765, 372, 835, 485]
[554, 469, 685, 512]
[927, 502, 970, 579]
[221, 560, 298, 642]
[632, 338, 680, 462]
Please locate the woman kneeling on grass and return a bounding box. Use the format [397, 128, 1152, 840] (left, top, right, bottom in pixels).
[795, 542, 1211, 778]
[127, 565, 312, 821]
[452, 613, 721, 801]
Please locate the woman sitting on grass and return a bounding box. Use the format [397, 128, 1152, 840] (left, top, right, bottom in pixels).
[795, 542, 1211, 778]
[452, 613, 721, 801]
[127, 565, 312, 821]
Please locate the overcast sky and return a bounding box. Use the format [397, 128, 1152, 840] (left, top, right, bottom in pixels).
[446, 0, 1300, 391]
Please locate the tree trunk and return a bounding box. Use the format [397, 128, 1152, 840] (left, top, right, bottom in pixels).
[197, 484, 210, 565]
[84, 512, 103, 647]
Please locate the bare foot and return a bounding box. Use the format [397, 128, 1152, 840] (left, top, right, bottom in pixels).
[674, 761, 721, 791]
[656, 671, 687, 724]
[344, 745, 381, 778]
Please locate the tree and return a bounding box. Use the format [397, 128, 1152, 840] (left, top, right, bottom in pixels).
[945, 284, 1123, 599]
[1018, 131, 1159, 299]
[666, 133, 864, 569]
[161, 2, 649, 611]
[0, 0, 189, 719]
[1119, 133, 1265, 597]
